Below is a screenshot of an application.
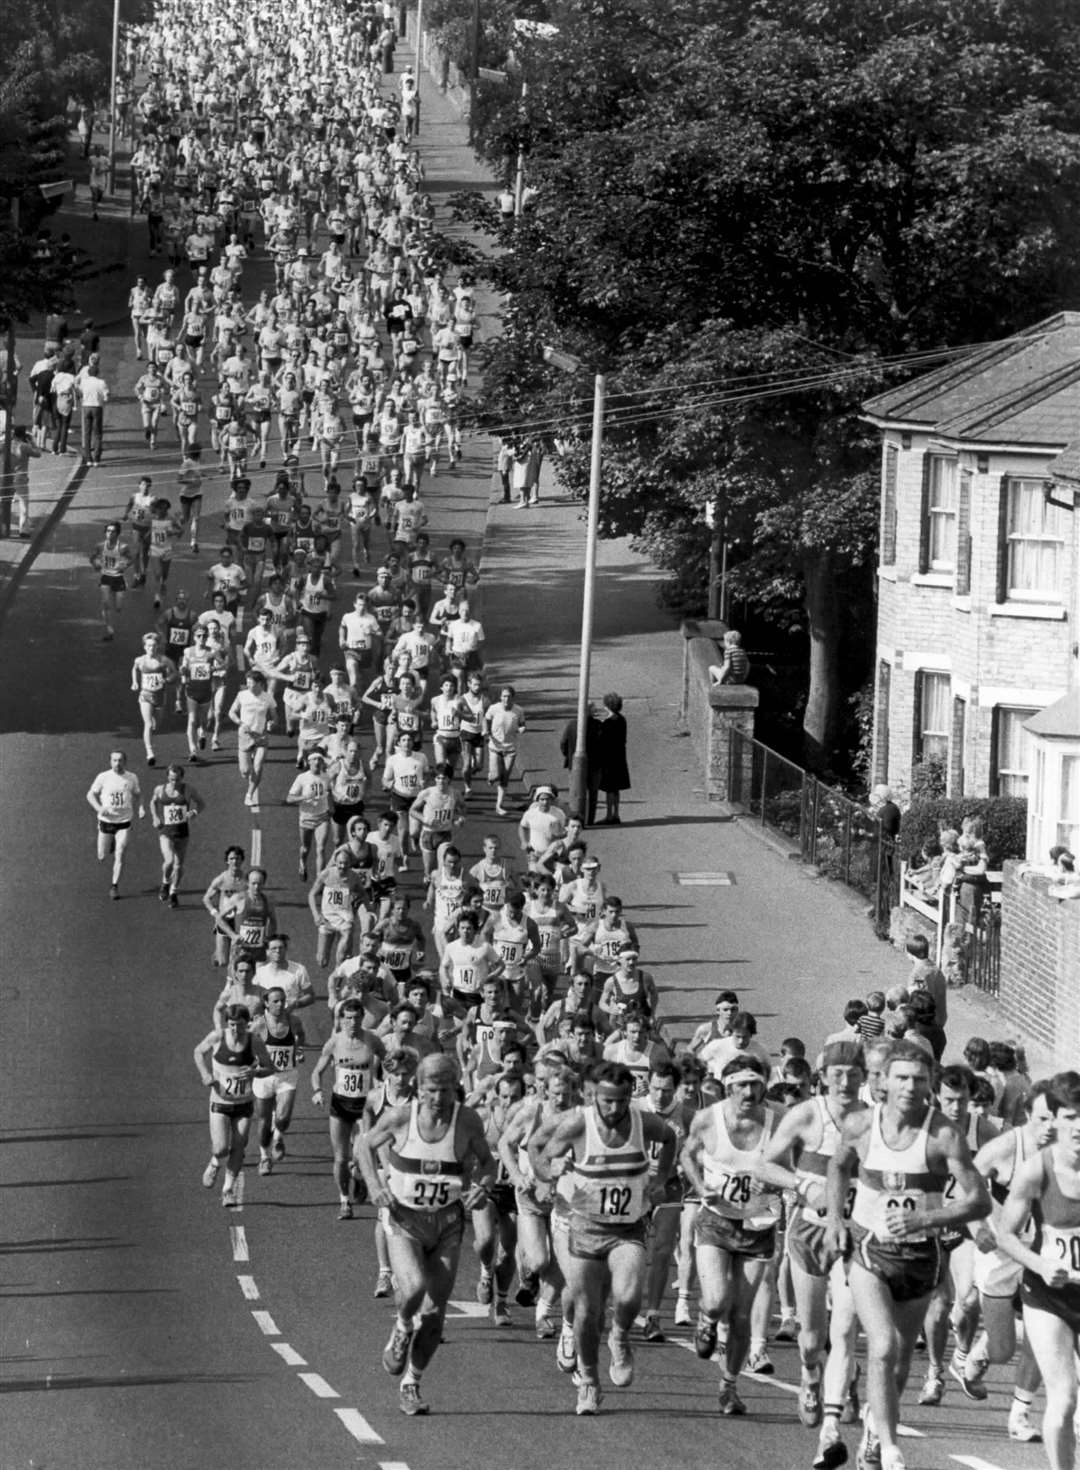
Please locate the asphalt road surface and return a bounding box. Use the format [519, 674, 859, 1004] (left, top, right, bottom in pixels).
[0, 87, 1047, 1470]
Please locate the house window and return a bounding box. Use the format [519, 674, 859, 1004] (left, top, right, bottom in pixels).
[927, 457, 957, 570]
[917, 671, 950, 764]
[1060, 755, 1080, 852]
[993, 707, 1037, 796]
[1007, 478, 1066, 601]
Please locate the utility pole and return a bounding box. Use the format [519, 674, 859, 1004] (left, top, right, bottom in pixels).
[469, 0, 480, 144]
[107, 0, 121, 194]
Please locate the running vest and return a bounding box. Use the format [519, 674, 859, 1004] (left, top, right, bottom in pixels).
[212, 1034, 255, 1104]
[1032, 1148, 1080, 1285]
[796, 1095, 854, 1224]
[570, 1104, 650, 1224]
[700, 1103, 780, 1229]
[851, 1104, 946, 1243]
[385, 1100, 465, 1211]
[263, 1022, 299, 1073]
[492, 917, 529, 977]
[233, 894, 272, 950]
[331, 1035, 376, 1101]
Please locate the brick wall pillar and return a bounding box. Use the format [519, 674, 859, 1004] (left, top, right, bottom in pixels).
[1000, 861, 1080, 1066]
[680, 622, 759, 801]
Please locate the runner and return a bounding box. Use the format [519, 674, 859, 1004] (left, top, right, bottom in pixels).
[202, 844, 247, 967]
[86, 749, 145, 899]
[89, 521, 133, 641]
[149, 761, 205, 908]
[131, 630, 178, 765]
[826, 1041, 991, 1470]
[681, 1055, 783, 1416]
[312, 998, 387, 1220]
[756, 1040, 867, 1465]
[286, 746, 333, 880]
[178, 622, 222, 760]
[355, 1053, 498, 1415]
[227, 669, 276, 805]
[997, 1072, 1080, 1470]
[193, 1003, 275, 1207]
[308, 846, 366, 969]
[485, 683, 525, 817]
[252, 987, 306, 1175]
[217, 865, 277, 968]
[534, 1061, 676, 1414]
[360, 1049, 420, 1299]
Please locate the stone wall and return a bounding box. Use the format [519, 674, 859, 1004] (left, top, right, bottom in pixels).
[680, 621, 758, 802]
[999, 860, 1080, 1065]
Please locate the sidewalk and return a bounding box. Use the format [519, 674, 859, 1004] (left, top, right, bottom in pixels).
[0, 44, 1038, 1072]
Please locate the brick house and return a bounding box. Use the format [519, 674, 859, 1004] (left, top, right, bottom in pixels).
[861, 313, 1080, 801]
[864, 316, 1080, 1064]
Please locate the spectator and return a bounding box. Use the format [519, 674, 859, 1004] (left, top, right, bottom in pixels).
[823, 998, 868, 1047]
[1, 425, 42, 537]
[907, 991, 945, 1061]
[858, 990, 886, 1043]
[559, 702, 602, 822]
[75, 352, 109, 466]
[699, 1009, 771, 1079]
[905, 932, 948, 1029]
[51, 356, 77, 455]
[594, 692, 630, 825]
[709, 628, 750, 685]
[89, 145, 109, 220]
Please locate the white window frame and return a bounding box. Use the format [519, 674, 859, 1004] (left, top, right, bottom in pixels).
[994, 706, 1037, 797]
[1007, 477, 1067, 603]
[927, 456, 958, 572]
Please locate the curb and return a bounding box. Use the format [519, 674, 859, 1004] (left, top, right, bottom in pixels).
[0, 457, 88, 630]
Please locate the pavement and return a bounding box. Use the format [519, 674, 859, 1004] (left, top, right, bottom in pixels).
[0, 41, 1046, 1470]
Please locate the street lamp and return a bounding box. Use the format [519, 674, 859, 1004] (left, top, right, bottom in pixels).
[107, 0, 121, 194]
[543, 346, 605, 821]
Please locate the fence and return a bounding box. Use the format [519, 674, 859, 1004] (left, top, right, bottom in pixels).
[728, 729, 898, 937]
[961, 893, 1002, 998]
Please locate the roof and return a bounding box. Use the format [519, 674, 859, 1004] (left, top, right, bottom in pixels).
[1049, 439, 1080, 486]
[862, 313, 1080, 446]
[1025, 689, 1080, 740]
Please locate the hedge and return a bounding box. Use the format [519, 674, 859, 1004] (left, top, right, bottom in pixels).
[898, 797, 1027, 865]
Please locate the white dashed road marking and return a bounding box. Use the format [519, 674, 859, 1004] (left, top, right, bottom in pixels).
[251, 1310, 280, 1335]
[230, 1225, 249, 1261]
[237, 1274, 259, 1300]
[270, 1343, 307, 1367]
[950, 1458, 1010, 1470]
[334, 1408, 385, 1445]
[299, 1372, 340, 1399]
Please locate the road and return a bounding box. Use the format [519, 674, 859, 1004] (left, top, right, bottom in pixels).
[0, 46, 1045, 1470]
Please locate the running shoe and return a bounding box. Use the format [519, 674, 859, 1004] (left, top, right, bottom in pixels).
[918, 1369, 944, 1406]
[492, 1299, 512, 1327]
[338, 1200, 353, 1221]
[880, 1449, 905, 1470]
[799, 1380, 823, 1427]
[607, 1329, 634, 1387]
[775, 1316, 798, 1341]
[673, 1295, 693, 1327]
[476, 1269, 493, 1305]
[813, 1419, 849, 1469]
[271, 1133, 286, 1161]
[373, 1269, 394, 1299]
[258, 1157, 272, 1176]
[211, 736, 221, 751]
[718, 1383, 746, 1416]
[382, 1320, 414, 1376]
[159, 882, 169, 902]
[168, 892, 178, 909]
[535, 1313, 557, 1340]
[693, 1315, 718, 1360]
[556, 1322, 577, 1373]
[201, 1160, 219, 1188]
[575, 1381, 601, 1416]
[952, 1355, 989, 1402]
[747, 1347, 774, 1375]
[856, 1406, 881, 1470]
[399, 1382, 429, 1416]
[221, 1183, 237, 1208]
[642, 1313, 665, 1343]
[1008, 1403, 1041, 1442]
[109, 883, 119, 900]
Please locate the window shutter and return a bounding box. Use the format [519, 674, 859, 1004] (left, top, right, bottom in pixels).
[988, 705, 1001, 796]
[873, 660, 890, 785]
[955, 469, 972, 595]
[881, 445, 898, 566]
[995, 475, 1010, 603]
[912, 669, 924, 764]
[917, 455, 932, 574]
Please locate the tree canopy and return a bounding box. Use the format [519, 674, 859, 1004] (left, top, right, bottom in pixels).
[450, 0, 1080, 770]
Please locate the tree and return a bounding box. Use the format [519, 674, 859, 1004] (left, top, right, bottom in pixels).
[463, 0, 1080, 768]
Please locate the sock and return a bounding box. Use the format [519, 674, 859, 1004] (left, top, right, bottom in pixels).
[750, 1336, 766, 1355]
[953, 1347, 967, 1369]
[223, 1170, 235, 1189]
[395, 1314, 411, 1334]
[260, 1147, 270, 1160]
[970, 1331, 988, 1363]
[402, 1366, 420, 1387]
[824, 1404, 843, 1421]
[1013, 1389, 1034, 1408]
[722, 1370, 737, 1388]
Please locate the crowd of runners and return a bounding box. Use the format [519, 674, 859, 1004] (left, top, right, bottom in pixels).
[71, 0, 1080, 1463]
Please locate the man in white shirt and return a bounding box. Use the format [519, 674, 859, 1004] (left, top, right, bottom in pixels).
[698, 1010, 772, 1082]
[75, 354, 109, 466]
[86, 749, 145, 898]
[484, 683, 525, 816]
[227, 669, 277, 805]
[254, 934, 314, 1013]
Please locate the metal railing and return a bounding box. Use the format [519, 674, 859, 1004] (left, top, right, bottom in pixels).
[729, 729, 900, 936]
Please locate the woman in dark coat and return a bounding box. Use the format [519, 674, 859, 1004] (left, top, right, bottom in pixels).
[595, 692, 630, 824]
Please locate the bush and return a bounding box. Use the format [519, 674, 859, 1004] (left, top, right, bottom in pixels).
[898, 797, 1028, 866]
[910, 754, 947, 801]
